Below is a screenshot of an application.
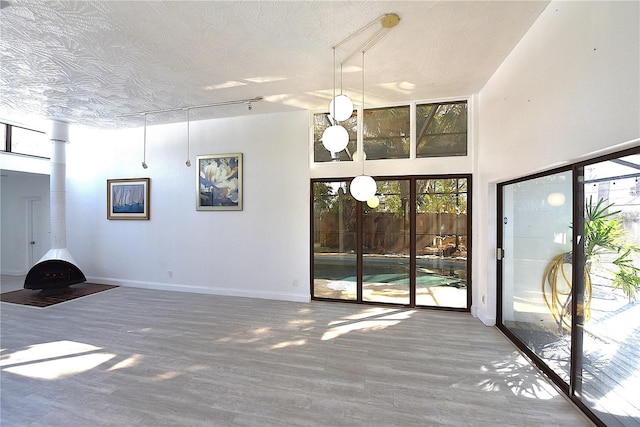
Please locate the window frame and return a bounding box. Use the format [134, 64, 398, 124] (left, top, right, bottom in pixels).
[310, 98, 469, 165]
[310, 173, 472, 311]
[1, 122, 49, 159]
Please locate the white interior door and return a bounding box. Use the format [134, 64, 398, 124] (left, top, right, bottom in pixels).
[27, 198, 44, 267]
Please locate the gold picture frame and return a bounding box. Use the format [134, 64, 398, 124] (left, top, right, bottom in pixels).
[196, 153, 243, 211]
[107, 178, 150, 220]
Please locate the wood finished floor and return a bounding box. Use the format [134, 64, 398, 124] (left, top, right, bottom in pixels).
[1, 276, 591, 426]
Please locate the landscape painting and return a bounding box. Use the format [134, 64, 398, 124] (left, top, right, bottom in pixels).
[107, 178, 150, 220]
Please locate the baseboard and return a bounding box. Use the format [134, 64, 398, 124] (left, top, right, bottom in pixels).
[1, 269, 28, 276]
[478, 314, 496, 326]
[86, 276, 311, 303]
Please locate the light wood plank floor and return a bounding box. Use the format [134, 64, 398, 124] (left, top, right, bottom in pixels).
[1, 275, 592, 426]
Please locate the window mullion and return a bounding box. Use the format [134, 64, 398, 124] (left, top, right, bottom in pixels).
[410, 102, 416, 159]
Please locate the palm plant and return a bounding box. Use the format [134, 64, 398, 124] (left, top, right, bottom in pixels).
[543, 196, 640, 331]
[584, 196, 640, 299]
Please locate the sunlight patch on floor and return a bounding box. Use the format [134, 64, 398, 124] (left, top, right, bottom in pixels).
[4, 353, 115, 380]
[218, 326, 273, 344]
[152, 371, 181, 381]
[0, 340, 102, 366]
[107, 353, 143, 371]
[322, 309, 417, 340]
[477, 352, 557, 400]
[268, 339, 307, 350]
[328, 307, 402, 326]
[1, 340, 118, 380]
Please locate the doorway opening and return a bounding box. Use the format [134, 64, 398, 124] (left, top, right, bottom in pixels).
[497, 146, 640, 426]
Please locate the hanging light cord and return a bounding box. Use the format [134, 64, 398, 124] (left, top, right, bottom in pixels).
[361, 50, 366, 174]
[185, 109, 191, 167]
[331, 47, 337, 124]
[142, 113, 148, 169]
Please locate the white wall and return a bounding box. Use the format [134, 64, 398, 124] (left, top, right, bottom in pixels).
[65, 110, 311, 302]
[0, 160, 50, 275]
[475, 1, 640, 325]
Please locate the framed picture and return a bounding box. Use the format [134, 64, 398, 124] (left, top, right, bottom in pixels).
[197, 153, 243, 211]
[107, 178, 150, 220]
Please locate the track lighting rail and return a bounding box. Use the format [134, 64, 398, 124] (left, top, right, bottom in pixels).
[119, 96, 264, 118]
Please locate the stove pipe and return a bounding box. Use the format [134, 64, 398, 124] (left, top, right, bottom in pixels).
[24, 120, 86, 292]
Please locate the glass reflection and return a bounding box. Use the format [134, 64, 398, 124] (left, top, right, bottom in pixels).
[362, 180, 410, 304]
[416, 178, 468, 308]
[312, 181, 357, 300]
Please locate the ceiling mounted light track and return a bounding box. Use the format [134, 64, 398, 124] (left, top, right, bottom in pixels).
[120, 96, 264, 119]
[126, 97, 262, 169]
[334, 13, 400, 65]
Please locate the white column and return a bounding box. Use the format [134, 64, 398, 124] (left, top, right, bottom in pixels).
[49, 120, 68, 250]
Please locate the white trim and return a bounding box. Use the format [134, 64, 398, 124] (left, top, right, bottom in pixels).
[1, 268, 28, 276]
[309, 94, 473, 117]
[86, 276, 312, 303]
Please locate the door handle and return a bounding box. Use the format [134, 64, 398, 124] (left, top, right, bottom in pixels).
[30, 241, 36, 245]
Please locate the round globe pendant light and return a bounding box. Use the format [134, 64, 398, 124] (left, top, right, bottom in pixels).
[350, 175, 377, 202]
[367, 195, 380, 208]
[321, 124, 349, 153]
[329, 94, 354, 122]
[547, 192, 566, 207]
[349, 50, 377, 203]
[352, 150, 367, 162]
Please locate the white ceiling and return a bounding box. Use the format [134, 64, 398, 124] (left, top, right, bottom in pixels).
[0, 0, 549, 129]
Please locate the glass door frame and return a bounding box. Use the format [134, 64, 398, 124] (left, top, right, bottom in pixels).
[496, 165, 577, 394]
[311, 173, 472, 311]
[496, 145, 640, 426]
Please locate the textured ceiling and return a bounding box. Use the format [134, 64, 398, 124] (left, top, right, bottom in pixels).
[0, 0, 549, 129]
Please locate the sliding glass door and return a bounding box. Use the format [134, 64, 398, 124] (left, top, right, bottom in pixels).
[416, 178, 469, 308]
[498, 170, 574, 382]
[498, 147, 640, 426]
[362, 179, 410, 304]
[579, 151, 640, 425]
[312, 175, 470, 310]
[312, 181, 357, 301]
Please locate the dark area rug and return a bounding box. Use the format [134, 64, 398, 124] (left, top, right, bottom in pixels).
[0, 283, 118, 308]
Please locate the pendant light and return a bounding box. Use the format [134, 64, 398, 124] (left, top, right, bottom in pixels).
[330, 58, 354, 121]
[185, 108, 191, 167]
[141, 113, 148, 169]
[322, 47, 349, 153]
[321, 14, 399, 156]
[367, 195, 380, 208]
[351, 175, 377, 202]
[350, 50, 376, 202]
[330, 95, 354, 123]
[322, 124, 349, 153]
[330, 62, 354, 122]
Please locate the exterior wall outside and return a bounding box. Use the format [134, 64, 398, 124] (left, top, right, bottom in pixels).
[475, 0, 640, 325]
[63, 110, 310, 302]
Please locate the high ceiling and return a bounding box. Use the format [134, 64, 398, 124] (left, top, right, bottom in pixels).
[0, 0, 549, 129]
